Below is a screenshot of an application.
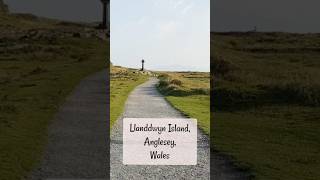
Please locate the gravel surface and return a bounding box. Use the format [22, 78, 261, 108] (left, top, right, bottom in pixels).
[29, 73, 250, 180]
[111, 78, 251, 180]
[30, 70, 109, 179]
[110, 78, 211, 180]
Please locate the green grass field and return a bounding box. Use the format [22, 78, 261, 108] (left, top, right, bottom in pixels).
[212, 32, 320, 180]
[110, 66, 148, 128]
[166, 95, 210, 134]
[0, 12, 109, 179]
[157, 72, 210, 135]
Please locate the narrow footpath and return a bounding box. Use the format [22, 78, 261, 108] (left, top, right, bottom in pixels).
[30, 70, 109, 179]
[110, 78, 210, 179]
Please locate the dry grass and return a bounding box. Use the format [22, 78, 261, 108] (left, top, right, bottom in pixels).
[212, 32, 320, 180]
[0, 11, 109, 179]
[110, 65, 148, 128]
[157, 72, 210, 135]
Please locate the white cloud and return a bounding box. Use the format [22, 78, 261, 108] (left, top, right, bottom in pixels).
[181, 3, 194, 15]
[173, 0, 185, 9]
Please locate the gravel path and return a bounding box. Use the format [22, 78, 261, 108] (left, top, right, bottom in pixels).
[111, 78, 251, 180]
[30, 70, 109, 179]
[29, 72, 250, 180]
[110, 78, 210, 180]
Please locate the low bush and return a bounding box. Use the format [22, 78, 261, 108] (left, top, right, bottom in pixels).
[158, 79, 169, 88]
[170, 79, 182, 86]
[211, 56, 237, 78]
[264, 81, 320, 106]
[158, 73, 169, 80]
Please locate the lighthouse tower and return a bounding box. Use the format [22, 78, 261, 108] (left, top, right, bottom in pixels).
[141, 59, 145, 71]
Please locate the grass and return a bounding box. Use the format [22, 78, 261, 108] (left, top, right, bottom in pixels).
[212, 32, 320, 180]
[157, 72, 210, 135]
[0, 12, 109, 179]
[214, 106, 320, 180]
[166, 95, 210, 134]
[110, 66, 148, 128]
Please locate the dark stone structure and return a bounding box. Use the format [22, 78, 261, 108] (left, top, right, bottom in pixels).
[141, 59, 145, 71]
[100, 0, 110, 29]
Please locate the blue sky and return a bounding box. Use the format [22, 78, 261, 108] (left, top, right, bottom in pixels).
[111, 0, 210, 72]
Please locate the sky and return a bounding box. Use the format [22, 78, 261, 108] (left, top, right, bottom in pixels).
[4, 0, 102, 22]
[212, 0, 320, 33]
[111, 0, 210, 72]
[3, 0, 320, 71]
[4, 0, 320, 33]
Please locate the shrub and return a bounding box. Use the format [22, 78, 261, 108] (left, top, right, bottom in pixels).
[228, 40, 238, 48]
[170, 79, 182, 86]
[158, 73, 169, 80]
[191, 88, 209, 95]
[212, 85, 263, 109]
[28, 67, 47, 75]
[211, 56, 237, 78]
[158, 80, 169, 88]
[264, 81, 320, 106]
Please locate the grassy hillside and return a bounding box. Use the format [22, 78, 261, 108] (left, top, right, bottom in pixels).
[212, 32, 320, 180]
[157, 72, 210, 135]
[110, 66, 148, 128]
[0, 10, 109, 179]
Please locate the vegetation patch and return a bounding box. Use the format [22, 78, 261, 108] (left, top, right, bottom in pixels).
[212, 32, 320, 180]
[157, 72, 210, 135]
[110, 66, 148, 128]
[0, 11, 109, 179]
